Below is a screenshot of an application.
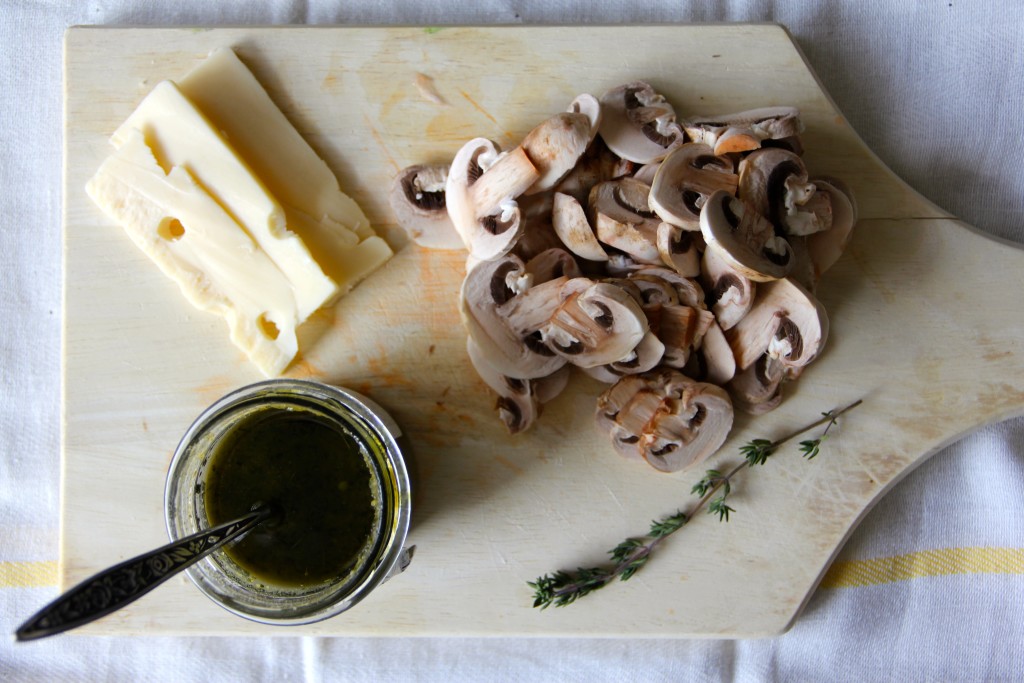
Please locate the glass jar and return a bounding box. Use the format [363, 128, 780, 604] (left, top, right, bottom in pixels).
[164, 379, 412, 626]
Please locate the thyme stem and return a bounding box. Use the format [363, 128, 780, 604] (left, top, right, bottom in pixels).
[529, 398, 863, 609]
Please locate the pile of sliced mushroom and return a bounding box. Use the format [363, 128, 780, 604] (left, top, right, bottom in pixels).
[390, 80, 856, 473]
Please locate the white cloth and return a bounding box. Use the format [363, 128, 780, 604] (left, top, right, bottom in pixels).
[2, 1, 1022, 680]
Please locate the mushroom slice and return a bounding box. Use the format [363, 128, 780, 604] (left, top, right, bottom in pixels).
[648, 143, 739, 230]
[683, 107, 804, 156]
[605, 252, 647, 277]
[551, 192, 609, 262]
[699, 247, 755, 330]
[596, 370, 734, 472]
[726, 353, 786, 415]
[656, 222, 702, 277]
[460, 254, 566, 379]
[554, 136, 633, 204]
[591, 178, 662, 264]
[390, 164, 464, 250]
[598, 81, 685, 164]
[657, 304, 715, 368]
[446, 138, 540, 260]
[543, 279, 649, 368]
[521, 112, 594, 195]
[700, 190, 794, 282]
[466, 336, 540, 434]
[726, 277, 829, 371]
[630, 266, 706, 309]
[607, 330, 665, 375]
[641, 378, 734, 473]
[806, 178, 858, 279]
[738, 147, 829, 237]
[683, 320, 736, 385]
[631, 162, 661, 186]
[568, 94, 602, 144]
[525, 247, 582, 283]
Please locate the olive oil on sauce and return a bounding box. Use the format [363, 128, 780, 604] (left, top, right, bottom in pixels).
[204, 406, 381, 588]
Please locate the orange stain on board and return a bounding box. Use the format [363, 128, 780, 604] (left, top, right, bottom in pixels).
[493, 454, 524, 475]
[458, 90, 516, 143]
[363, 115, 401, 175]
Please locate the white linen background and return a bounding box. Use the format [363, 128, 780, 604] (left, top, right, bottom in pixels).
[2, 1, 1023, 680]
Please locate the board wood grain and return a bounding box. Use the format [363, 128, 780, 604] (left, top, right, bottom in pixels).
[61, 25, 1024, 637]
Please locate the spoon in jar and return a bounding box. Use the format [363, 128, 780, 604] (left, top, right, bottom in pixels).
[14, 503, 278, 642]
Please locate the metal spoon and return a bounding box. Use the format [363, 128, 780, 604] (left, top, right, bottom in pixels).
[15, 504, 277, 641]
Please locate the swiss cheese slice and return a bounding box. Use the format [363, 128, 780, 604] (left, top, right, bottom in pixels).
[111, 80, 338, 321]
[90, 48, 397, 376]
[86, 130, 300, 376]
[177, 48, 393, 294]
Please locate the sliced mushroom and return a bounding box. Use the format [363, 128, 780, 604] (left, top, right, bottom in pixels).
[648, 143, 738, 230]
[656, 222, 702, 277]
[805, 178, 857, 279]
[551, 192, 609, 262]
[568, 94, 602, 144]
[683, 107, 803, 156]
[631, 161, 661, 186]
[521, 112, 594, 195]
[725, 277, 829, 371]
[700, 190, 794, 282]
[525, 247, 582, 283]
[466, 336, 541, 433]
[738, 148, 829, 237]
[630, 266, 706, 309]
[591, 178, 662, 263]
[584, 329, 667, 384]
[390, 164, 464, 250]
[446, 138, 540, 260]
[596, 369, 734, 472]
[699, 246, 755, 330]
[683, 320, 736, 385]
[554, 136, 633, 204]
[657, 304, 715, 368]
[542, 278, 649, 368]
[598, 81, 685, 164]
[460, 254, 566, 379]
[726, 353, 785, 415]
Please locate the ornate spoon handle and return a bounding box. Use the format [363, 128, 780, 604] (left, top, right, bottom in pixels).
[15, 505, 274, 641]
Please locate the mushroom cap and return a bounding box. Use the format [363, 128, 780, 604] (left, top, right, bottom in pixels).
[725, 276, 829, 371]
[700, 190, 794, 282]
[598, 81, 685, 164]
[521, 112, 594, 195]
[389, 164, 465, 250]
[591, 178, 662, 263]
[551, 191, 609, 262]
[699, 246, 756, 330]
[595, 369, 734, 472]
[648, 143, 738, 230]
[446, 138, 540, 260]
[460, 254, 567, 379]
[543, 278, 649, 368]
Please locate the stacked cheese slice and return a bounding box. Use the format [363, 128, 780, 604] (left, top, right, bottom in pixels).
[86, 48, 393, 376]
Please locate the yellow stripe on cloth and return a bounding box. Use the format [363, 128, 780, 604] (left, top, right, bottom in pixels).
[821, 547, 1024, 588]
[0, 561, 58, 588]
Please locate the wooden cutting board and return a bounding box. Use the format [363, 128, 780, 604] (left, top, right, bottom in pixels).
[61, 25, 1024, 637]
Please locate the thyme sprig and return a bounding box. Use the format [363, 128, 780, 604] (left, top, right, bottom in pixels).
[529, 398, 862, 609]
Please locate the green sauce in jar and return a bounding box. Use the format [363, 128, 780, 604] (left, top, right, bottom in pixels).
[203, 404, 381, 588]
